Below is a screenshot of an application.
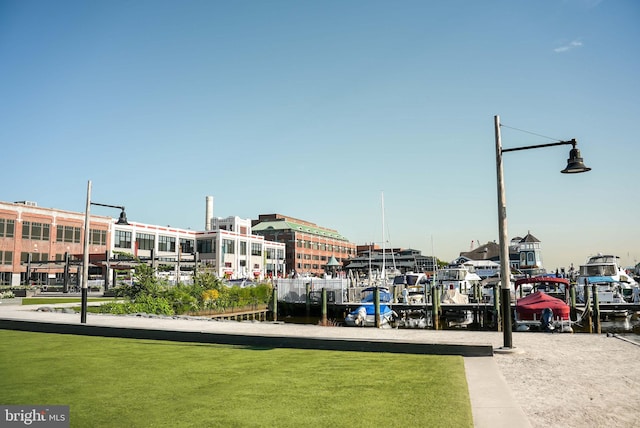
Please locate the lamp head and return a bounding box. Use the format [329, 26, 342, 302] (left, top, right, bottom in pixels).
[116, 209, 129, 225]
[561, 139, 591, 174]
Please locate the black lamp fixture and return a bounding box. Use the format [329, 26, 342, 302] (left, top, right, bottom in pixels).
[116, 208, 129, 225]
[561, 139, 592, 174]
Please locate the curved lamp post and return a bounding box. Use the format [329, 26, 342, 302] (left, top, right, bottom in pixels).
[81, 180, 129, 323]
[494, 115, 590, 349]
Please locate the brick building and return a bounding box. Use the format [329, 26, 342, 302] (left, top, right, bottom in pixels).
[252, 214, 356, 277]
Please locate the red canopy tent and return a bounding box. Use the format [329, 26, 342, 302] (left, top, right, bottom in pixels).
[516, 291, 570, 320]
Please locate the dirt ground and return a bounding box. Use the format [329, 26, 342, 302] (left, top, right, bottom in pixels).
[492, 332, 640, 428]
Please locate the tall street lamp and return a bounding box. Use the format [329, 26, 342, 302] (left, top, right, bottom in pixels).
[494, 115, 590, 349]
[81, 180, 129, 324]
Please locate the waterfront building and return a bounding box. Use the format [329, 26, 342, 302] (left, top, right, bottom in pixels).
[0, 198, 285, 287]
[343, 246, 437, 278]
[252, 214, 356, 278]
[455, 232, 544, 276]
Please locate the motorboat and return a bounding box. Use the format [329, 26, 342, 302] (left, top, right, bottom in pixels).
[575, 254, 637, 288]
[344, 286, 396, 327]
[344, 304, 396, 327]
[436, 264, 482, 296]
[393, 272, 428, 304]
[515, 291, 572, 333]
[514, 276, 569, 300]
[577, 276, 631, 318]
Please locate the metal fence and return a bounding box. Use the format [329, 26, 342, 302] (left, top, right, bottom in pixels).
[275, 278, 351, 304]
[274, 278, 391, 304]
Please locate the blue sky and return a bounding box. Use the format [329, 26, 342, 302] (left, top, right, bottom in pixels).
[2, 0, 638, 270]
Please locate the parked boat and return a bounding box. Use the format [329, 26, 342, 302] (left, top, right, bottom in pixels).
[515, 291, 572, 332]
[577, 276, 631, 318]
[344, 286, 396, 327]
[393, 272, 428, 304]
[344, 304, 396, 327]
[436, 264, 482, 296]
[575, 254, 637, 288]
[514, 276, 569, 300]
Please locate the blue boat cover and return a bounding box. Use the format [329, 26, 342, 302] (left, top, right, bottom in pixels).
[349, 304, 393, 316]
[584, 276, 616, 284]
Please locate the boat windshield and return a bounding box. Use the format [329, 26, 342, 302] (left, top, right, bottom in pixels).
[580, 265, 617, 276]
[437, 270, 466, 281]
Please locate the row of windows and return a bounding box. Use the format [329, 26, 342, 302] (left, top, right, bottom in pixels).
[265, 248, 285, 259]
[295, 240, 352, 254]
[297, 254, 337, 261]
[56, 225, 81, 243]
[22, 221, 50, 241]
[0, 251, 13, 265]
[2, 220, 106, 245]
[21, 252, 49, 262]
[0, 219, 15, 238]
[296, 263, 323, 270]
[116, 232, 194, 254]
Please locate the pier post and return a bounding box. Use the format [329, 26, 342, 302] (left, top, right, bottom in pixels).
[374, 287, 381, 328]
[272, 285, 278, 322]
[305, 282, 311, 317]
[569, 283, 577, 321]
[592, 283, 601, 334]
[321, 288, 328, 326]
[432, 285, 439, 330]
[493, 283, 501, 331]
[584, 280, 592, 333]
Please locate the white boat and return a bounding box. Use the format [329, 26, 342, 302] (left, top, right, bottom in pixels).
[393, 272, 428, 304]
[576, 254, 637, 286]
[436, 264, 482, 296]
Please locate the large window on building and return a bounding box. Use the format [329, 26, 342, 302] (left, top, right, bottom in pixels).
[136, 233, 155, 251]
[197, 239, 214, 254]
[1, 251, 13, 265]
[0, 272, 11, 285]
[21, 221, 50, 241]
[0, 219, 15, 238]
[57, 225, 81, 243]
[158, 235, 176, 252]
[222, 239, 235, 254]
[90, 229, 107, 246]
[240, 241, 247, 256]
[180, 238, 194, 254]
[251, 243, 261, 256]
[115, 230, 132, 249]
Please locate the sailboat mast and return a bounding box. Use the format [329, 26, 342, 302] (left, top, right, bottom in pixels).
[381, 192, 385, 283]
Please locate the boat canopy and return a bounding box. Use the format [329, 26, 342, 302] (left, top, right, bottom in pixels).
[514, 276, 569, 289]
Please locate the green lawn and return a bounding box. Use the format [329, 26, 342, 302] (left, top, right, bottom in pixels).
[0, 330, 473, 428]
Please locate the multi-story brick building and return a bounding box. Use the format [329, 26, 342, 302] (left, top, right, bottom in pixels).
[0, 200, 112, 286]
[252, 214, 356, 277]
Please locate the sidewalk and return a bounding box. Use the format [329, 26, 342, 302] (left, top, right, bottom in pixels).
[0, 300, 531, 427]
